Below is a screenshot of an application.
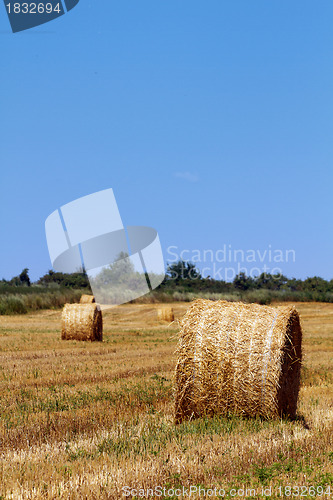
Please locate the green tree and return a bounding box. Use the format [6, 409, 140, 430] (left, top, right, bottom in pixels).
[19, 268, 31, 286]
[92, 252, 137, 286]
[233, 272, 253, 291]
[38, 269, 90, 289]
[166, 260, 202, 283]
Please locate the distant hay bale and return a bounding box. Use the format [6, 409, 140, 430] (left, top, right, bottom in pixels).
[61, 304, 103, 341]
[158, 307, 174, 322]
[174, 299, 302, 423]
[80, 294, 95, 304]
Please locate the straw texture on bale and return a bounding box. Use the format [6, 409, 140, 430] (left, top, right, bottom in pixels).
[80, 294, 96, 304]
[61, 304, 103, 341]
[158, 307, 174, 322]
[174, 299, 302, 423]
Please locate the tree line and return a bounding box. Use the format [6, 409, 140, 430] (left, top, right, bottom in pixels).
[2, 261, 333, 296]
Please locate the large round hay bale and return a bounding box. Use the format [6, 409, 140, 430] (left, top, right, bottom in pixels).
[158, 307, 174, 322]
[80, 294, 95, 304]
[174, 299, 302, 423]
[61, 304, 103, 341]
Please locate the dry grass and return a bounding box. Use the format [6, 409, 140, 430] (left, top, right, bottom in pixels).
[0, 302, 332, 499]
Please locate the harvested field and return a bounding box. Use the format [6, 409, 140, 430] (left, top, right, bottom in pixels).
[0, 302, 332, 499]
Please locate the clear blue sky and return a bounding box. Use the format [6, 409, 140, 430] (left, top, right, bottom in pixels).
[1, 1, 332, 282]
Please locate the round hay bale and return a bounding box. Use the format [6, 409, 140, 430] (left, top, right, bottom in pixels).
[80, 294, 96, 304]
[158, 307, 174, 322]
[61, 304, 103, 341]
[174, 299, 302, 423]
